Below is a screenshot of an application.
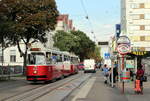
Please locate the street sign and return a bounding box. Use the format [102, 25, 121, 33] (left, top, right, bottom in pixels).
[104, 53, 110, 59]
[117, 44, 130, 55]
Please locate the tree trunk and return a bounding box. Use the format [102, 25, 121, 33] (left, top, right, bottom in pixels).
[23, 53, 27, 75]
[23, 44, 28, 75]
[16, 40, 26, 75]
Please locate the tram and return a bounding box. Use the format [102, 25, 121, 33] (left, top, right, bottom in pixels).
[26, 48, 79, 83]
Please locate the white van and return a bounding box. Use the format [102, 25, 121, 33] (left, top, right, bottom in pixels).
[84, 59, 96, 73]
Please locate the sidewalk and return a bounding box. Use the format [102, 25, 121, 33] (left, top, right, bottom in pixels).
[64, 70, 150, 101]
[116, 76, 150, 101]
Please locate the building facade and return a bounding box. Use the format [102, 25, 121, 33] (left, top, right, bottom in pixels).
[121, 0, 150, 51]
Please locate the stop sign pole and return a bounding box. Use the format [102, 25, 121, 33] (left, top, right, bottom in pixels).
[117, 36, 131, 94]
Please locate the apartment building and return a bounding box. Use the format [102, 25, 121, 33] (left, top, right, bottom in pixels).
[56, 14, 74, 32]
[121, 0, 150, 51]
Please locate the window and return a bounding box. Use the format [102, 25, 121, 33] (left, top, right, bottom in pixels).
[131, 36, 140, 41]
[130, 14, 140, 19]
[0, 49, 3, 62]
[145, 3, 150, 8]
[145, 14, 150, 19]
[140, 14, 145, 19]
[140, 3, 145, 8]
[145, 36, 150, 41]
[0, 56, 3, 62]
[130, 3, 139, 9]
[140, 25, 145, 30]
[57, 55, 62, 62]
[10, 50, 16, 62]
[28, 53, 46, 65]
[140, 36, 145, 41]
[129, 26, 140, 31]
[145, 26, 150, 30]
[131, 3, 145, 9]
[10, 55, 16, 62]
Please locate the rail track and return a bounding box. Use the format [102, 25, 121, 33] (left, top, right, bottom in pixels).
[0, 73, 85, 101]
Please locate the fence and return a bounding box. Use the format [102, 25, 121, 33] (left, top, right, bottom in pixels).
[0, 65, 23, 79]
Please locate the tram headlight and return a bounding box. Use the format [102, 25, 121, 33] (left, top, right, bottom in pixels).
[33, 71, 37, 74]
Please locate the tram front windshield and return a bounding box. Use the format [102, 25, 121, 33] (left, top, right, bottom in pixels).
[28, 53, 46, 65]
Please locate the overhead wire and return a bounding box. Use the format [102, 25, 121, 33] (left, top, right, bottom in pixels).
[80, 0, 97, 43]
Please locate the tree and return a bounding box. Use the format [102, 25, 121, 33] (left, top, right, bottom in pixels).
[0, 0, 59, 74]
[70, 30, 95, 61]
[53, 31, 78, 52]
[87, 46, 101, 62]
[53, 30, 96, 61]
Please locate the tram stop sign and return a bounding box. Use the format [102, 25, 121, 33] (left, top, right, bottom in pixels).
[117, 36, 130, 45]
[117, 44, 130, 55]
[117, 36, 131, 55]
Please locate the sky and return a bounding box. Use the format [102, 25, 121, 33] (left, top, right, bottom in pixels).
[55, 0, 120, 42]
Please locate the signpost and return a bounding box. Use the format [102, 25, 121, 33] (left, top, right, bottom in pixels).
[117, 36, 131, 94]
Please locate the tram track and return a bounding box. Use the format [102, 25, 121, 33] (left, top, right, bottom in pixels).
[0, 80, 27, 91]
[0, 84, 43, 101]
[0, 73, 87, 101]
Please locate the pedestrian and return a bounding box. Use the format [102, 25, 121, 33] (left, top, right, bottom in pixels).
[136, 65, 144, 94]
[102, 64, 109, 84]
[109, 67, 118, 83]
[134, 76, 141, 94]
[130, 69, 134, 81]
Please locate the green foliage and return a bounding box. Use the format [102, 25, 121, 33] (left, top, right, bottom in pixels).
[87, 46, 101, 62]
[53, 31, 78, 52]
[0, 0, 58, 45]
[53, 30, 98, 61]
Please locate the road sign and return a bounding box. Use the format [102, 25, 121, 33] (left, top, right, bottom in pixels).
[104, 53, 110, 59]
[117, 44, 130, 55]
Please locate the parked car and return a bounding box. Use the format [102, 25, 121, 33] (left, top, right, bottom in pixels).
[78, 62, 84, 70]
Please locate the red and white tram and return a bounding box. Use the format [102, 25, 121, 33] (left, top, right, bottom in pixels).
[26, 48, 79, 83]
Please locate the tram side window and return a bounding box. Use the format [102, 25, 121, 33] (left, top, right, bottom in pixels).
[46, 53, 52, 64]
[64, 55, 70, 61]
[57, 55, 62, 62]
[71, 57, 79, 64]
[51, 55, 57, 64]
[71, 57, 74, 64]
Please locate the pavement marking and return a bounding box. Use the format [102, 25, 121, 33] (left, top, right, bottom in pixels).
[71, 77, 96, 101]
